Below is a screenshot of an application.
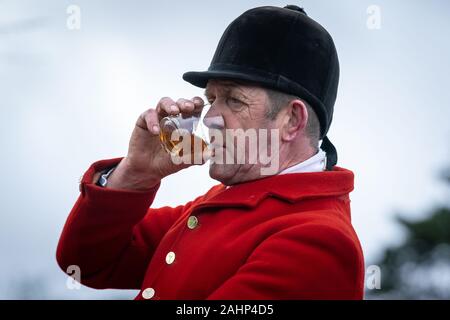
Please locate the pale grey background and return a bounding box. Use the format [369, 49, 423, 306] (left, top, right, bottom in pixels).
[0, 0, 449, 299]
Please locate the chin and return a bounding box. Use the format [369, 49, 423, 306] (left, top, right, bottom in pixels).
[209, 163, 234, 185]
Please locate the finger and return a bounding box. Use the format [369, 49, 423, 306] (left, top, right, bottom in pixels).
[141, 108, 160, 135]
[192, 96, 206, 115]
[156, 97, 178, 117]
[176, 98, 196, 115]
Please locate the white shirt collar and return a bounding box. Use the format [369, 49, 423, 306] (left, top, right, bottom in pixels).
[224, 149, 327, 189]
[279, 148, 327, 175]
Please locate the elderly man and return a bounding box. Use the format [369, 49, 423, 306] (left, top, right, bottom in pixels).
[57, 5, 365, 299]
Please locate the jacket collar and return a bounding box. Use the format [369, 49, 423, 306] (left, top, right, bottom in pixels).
[194, 166, 354, 210]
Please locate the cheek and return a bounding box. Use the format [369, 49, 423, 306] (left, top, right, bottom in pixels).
[221, 107, 273, 146]
[223, 112, 260, 130]
[221, 114, 241, 130]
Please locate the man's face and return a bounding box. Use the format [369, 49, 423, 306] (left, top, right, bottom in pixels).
[203, 79, 278, 185]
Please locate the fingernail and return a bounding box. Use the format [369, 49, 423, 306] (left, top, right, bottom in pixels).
[152, 125, 160, 134]
[185, 102, 194, 108]
[170, 105, 178, 113]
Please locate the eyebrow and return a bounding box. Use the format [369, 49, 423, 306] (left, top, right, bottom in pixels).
[204, 82, 249, 100]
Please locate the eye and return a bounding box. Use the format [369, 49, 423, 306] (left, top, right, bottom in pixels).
[226, 97, 243, 106]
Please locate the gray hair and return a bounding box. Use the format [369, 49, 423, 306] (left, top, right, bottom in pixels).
[265, 88, 321, 148]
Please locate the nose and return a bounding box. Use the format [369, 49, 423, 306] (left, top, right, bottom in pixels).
[203, 115, 225, 129]
[203, 105, 224, 129]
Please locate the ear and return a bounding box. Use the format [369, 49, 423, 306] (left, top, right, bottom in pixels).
[279, 99, 308, 142]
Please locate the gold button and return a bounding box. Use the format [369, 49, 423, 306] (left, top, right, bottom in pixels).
[165, 251, 176, 264]
[142, 288, 155, 299]
[187, 216, 198, 229]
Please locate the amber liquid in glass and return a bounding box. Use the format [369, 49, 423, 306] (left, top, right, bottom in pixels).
[159, 130, 208, 157]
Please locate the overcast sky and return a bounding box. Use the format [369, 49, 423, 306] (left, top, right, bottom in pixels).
[1, 0, 449, 299]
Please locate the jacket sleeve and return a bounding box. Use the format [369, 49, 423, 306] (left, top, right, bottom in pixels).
[206, 223, 365, 300]
[56, 158, 194, 290]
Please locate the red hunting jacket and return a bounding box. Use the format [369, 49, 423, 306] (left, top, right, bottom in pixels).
[56, 158, 365, 300]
